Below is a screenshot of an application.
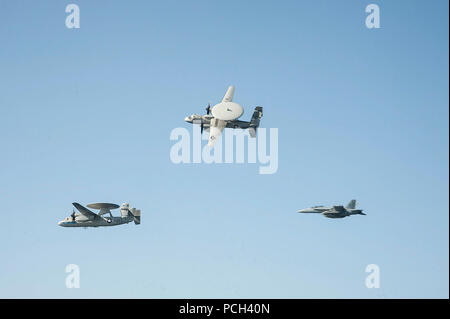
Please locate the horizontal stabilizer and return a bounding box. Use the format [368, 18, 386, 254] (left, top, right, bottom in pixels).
[352, 209, 365, 215]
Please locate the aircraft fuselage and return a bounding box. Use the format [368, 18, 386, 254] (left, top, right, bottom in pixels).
[58, 215, 134, 227]
[297, 204, 365, 219]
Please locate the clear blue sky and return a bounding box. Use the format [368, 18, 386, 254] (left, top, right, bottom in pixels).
[0, 0, 448, 298]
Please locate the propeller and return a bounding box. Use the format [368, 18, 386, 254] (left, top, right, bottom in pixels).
[201, 103, 211, 134]
[71, 210, 76, 221]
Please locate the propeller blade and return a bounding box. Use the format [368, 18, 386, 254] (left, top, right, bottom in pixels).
[206, 103, 211, 115]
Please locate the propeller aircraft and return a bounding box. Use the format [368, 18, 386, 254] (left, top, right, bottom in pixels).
[184, 86, 263, 146]
[58, 202, 141, 227]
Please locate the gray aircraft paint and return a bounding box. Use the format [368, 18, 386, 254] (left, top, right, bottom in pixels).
[297, 200, 365, 219]
[59, 202, 141, 228]
[184, 86, 263, 145]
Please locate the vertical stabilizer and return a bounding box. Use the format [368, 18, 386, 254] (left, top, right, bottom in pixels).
[132, 209, 141, 225]
[120, 203, 130, 217]
[127, 207, 141, 225]
[346, 200, 357, 209]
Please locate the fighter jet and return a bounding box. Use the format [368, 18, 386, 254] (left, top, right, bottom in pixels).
[184, 85, 263, 146]
[297, 200, 366, 219]
[58, 202, 141, 227]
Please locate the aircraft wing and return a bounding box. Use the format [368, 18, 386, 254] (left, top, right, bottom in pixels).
[72, 202, 100, 219]
[208, 118, 226, 147]
[208, 125, 225, 147]
[222, 85, 235, 102]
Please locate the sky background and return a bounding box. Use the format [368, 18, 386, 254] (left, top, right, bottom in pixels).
[0, 0, 448, 298]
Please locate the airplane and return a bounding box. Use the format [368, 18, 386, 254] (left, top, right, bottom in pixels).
[184, 85, 263, 146]
[297, 200, 366, 219]
[58, 202, 141, 227]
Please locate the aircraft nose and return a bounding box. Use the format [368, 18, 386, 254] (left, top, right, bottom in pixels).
[58, 221, 63, 226]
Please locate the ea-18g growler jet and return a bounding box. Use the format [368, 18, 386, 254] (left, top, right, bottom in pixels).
[297, 200, 366, 219]
[58, 202, 141, 227]
[184, 85, 263, 146]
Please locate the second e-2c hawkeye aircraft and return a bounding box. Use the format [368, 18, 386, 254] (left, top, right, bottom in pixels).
[184, 85, 263, 147]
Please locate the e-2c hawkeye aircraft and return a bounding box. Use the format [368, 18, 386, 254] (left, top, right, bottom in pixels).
[58, 202, 141, 227]
[297, 200, 366, 219]
[184, 85, 263, 146]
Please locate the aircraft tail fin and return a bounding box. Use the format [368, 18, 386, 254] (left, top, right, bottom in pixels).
[346, 199, 357, 209]
[128, 208, 141, 225]
[249, 106, 263, 137]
